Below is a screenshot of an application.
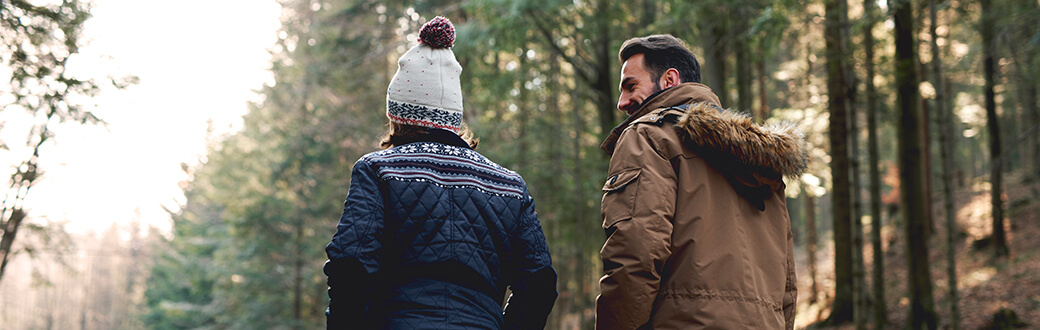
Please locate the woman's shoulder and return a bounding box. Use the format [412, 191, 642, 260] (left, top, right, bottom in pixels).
[363, 142, 529, 197]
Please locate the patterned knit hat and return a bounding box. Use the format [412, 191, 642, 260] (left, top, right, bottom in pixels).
[386, 16, 463, 133]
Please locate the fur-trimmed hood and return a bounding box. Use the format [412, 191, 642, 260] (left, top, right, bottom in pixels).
[677, 102, 809, 178]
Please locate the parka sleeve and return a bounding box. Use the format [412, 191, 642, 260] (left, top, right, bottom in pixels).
[502, 189, 558, 330]
[596, 126, 676, 330]
[324, 159, 385, 329]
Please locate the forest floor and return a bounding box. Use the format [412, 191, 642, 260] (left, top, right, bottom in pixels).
[794, 172, 1040, 329]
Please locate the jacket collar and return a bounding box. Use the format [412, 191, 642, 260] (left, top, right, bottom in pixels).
[600, 83, 722, 155]
[391, 128, 473, 149]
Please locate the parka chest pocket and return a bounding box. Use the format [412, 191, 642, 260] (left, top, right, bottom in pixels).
[601, 169, 641, 229]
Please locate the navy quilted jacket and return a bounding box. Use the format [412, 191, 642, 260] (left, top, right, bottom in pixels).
[324, 131, 557, 330]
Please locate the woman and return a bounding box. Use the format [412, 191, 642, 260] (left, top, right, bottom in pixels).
[323, 16, 557, 330]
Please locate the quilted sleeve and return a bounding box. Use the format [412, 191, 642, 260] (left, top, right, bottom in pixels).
[502, 190, 558, 330]
[324, 159, 386, 329]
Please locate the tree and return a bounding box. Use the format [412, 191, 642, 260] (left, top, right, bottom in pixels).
[0, 0, 132, 284]
[804, 187, 821, 304]
[142, 193, 223, 329]
[824, 0, 854, 324]
[700, 13, 731, 108]
[522, 0, 619, 142]
[843, 1, 866, 327]
[893, 0, 938, 328]
[981, 0, 1008, 259]
[1001, 0, 1040, 179]
[863, 0, 887, 327]
[145, 1, 406, 328]
[930, 0, 959, 329]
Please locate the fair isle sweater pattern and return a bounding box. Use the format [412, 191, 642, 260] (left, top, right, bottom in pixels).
[363, 142, 525, 199]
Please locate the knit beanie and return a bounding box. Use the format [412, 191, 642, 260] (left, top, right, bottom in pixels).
[386, 16, 463, 133]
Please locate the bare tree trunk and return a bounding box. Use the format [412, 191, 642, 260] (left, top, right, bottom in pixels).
[864, 0, 887, 326]
[824, 0, 854, 324]
[894, 0, 938, 328]
[1006, 0, 1040, 178]
[756, 45, 771, 120]
[805, 193, 820, 304]
[545, 52, 564, 330]
[914, 6, 937, 238]
[701, 18, 730, 107]
[735, 11, 753, 114]
[0, 112, 52, 284]
[292, 218, 303, 330]
[592, 0, 615, 147]
[571, 88, 591, 329]
[981, 0, 1009, 259]
[842, 0, 866, 326]
[1021, 81, 1039, 178]
[641, 0, 656, 26]
[931, 1, 960, 328]
[920, 87, 935, 237]
[518, 44, 530, 173]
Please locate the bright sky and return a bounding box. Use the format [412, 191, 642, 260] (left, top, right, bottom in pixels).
[17, 0, 282, 234]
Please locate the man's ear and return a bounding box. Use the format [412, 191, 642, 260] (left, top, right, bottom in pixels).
[661, 68, 682, 89]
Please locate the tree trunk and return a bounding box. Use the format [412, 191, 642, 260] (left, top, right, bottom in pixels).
[916, 6, 936, 238]
[824, 0, 854, 324]
[1021, 80, 1039, 178]
[292, 218, 303, 329]
[524, 0, 615, 147]
[864, 0, 887, 326]
[592, 0, 615, 145]
[930, 1, 960, 328]
[0, 134, 46, 285]
[701, 18, 730, 107]
[842, 0, 866, 326]
[571, 87, 592, 328]
[518, 45, 530, 173]
[920, 84, 935, 237]
[1008, 0, 1040, 178]
[735, 14, 753, 114]
[894, 0, 938, 328]
[981, 0, 1009, 259]
[641, 0, 656, 27]
[0, 209, 25, 284]
[756, 45, 770, 120]
[805, 193, 820, 304]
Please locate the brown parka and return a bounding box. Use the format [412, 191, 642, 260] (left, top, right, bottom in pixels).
[597, 83, 806, 330]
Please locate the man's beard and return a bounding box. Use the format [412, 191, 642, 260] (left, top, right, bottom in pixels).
[623, 82, 665, 116]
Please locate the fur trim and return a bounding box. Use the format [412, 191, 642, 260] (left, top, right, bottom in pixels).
[677, 102, 809, 178]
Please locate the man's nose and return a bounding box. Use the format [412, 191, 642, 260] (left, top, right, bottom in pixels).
[617, 98, 630, 112]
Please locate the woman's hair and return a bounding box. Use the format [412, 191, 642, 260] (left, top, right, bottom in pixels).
[379, 122, 479, 150]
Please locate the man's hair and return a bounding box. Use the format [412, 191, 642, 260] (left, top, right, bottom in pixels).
[618, 34, 701, 84]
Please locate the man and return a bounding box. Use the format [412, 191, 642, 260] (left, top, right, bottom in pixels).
[597, 34, 805, 329]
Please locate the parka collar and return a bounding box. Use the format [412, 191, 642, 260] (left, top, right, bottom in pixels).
[600, 83, 722, 155]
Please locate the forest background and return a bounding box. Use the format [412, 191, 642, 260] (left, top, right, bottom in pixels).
[1, 0, 1038, 329]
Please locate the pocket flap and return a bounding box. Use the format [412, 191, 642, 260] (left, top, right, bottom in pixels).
[602, 169, 641, 193]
